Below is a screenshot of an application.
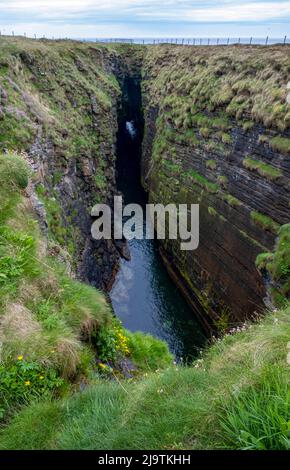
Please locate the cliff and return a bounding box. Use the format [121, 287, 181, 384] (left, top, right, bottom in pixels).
[0, 38, 128, 290]
[0, 38, 289, 452]
[141, 44, 290, 326]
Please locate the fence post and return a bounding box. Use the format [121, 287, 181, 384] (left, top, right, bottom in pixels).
[200, 38, 202, 45]
[208, 38, 210, 45]
[227, 38, 229, 45]
[265, 36, 268, 45]
[249, 37, 252, 45]
[238, 37, 240, 44]
[217, 38, 219, 45]
[284, 35, 287, 45]
[193, 38, 195, 45]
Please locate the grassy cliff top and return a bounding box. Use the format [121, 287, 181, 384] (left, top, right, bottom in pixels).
[142, 44, 290, 131]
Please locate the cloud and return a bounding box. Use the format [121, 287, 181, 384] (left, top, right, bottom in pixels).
[1, 1, 290, 23]
[0, 1, 289, 37]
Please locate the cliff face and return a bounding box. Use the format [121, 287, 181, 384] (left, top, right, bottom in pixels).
[0, 38, 130, 289]
[1, 38, 289, 326]
[141, 45, 290, 325]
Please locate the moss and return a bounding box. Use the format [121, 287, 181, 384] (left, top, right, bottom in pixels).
[251, 211, 280, 234]
[223, 194, 242, 207]
[218, 175, 228, 187]
[200, 127, 210, 138]
[256, 225, 290, 307]
[220, 132, 232, 145]
[255, 252, 273, 270]
[243, 157, 283, 181]
[258, 134, 269, 144]
[242, 121, 254, 131]
[186, 169, 219, 193]
[205, 159, 216, 170]
[270, 137, 290, 155]
[256, 224, 290, 306]
[238, 229, 267, 250]
[208, 206, 217, 217]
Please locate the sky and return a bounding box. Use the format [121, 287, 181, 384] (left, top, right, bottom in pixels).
[0, 0, 289, 39]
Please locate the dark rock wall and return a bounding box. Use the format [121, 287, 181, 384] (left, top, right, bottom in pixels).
[141, 45, 290, 325]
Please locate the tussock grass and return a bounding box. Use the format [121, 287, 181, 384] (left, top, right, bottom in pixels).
[0, 153, 112, 381]
[251, 210, 280, 234]
[0, 307, 288, 450]
[243, 156, 283, 181]
[270, 136, 290, 155]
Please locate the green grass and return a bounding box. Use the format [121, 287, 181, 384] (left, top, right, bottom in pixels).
[270, 137, 290, 155]
[243, 157, 283, 181]
[186, 169, 219, 193]
[0, 306, 289, 450]
[206, 159, 216, 170]
[223, 194, 242, 207]
[127, 332, 173, 371]
[251, 211, 280, 234]
[219, 366, 290, 450]
[256, 224, 290, 307]
[0, 153, 173, 421]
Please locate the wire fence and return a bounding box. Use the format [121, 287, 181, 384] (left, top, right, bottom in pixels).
[0, 32, 289, 46]
[96, 36, 289, 46]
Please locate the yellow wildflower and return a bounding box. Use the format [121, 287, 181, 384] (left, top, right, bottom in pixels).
[24, 380, 31, 386]
[98, 363, 106, 369]
[39, 375, 44, 380]
[17, 355, 23, 361]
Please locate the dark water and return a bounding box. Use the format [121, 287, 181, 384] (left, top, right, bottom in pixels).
[110, 107, 207, 361]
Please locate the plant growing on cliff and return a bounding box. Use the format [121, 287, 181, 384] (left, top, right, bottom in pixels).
[243, 157, 283, 181]
[251, 211, 280, 235]
[256, 224, 290, 307]
[270, 137, 290, 155]
[0, 357, 64, 419]
[93, 319, 130, 364]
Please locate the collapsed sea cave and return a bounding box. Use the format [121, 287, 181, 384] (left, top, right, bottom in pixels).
[107, 73, 208, 361]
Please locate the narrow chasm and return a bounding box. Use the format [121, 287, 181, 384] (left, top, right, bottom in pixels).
[110, 74, 207, 361]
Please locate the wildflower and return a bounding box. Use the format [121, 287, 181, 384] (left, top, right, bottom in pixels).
[24, 380, 31, 386]
[98, 363, 106, 369]
[39, 375, 44, 380]
[17, 355, 23, 361]
[157, 389, 164, 394]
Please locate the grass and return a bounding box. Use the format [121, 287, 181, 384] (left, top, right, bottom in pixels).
[0, 37, 122, 255]
[0, 305, 289, 450]
[0, 153, 173, 421]
[186, 169, 219, 193]
[219, 366, 290, 450]
[223, 194, 242, 207]
[251, 211, 280, 234]
[270, 137, 290, 155]
[256, 224, 290, 307]
[205, 159, 216, 170]
[243, 157, 283, 181]
[0, 40, 289, 451]
[127, 332, 173, 371]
